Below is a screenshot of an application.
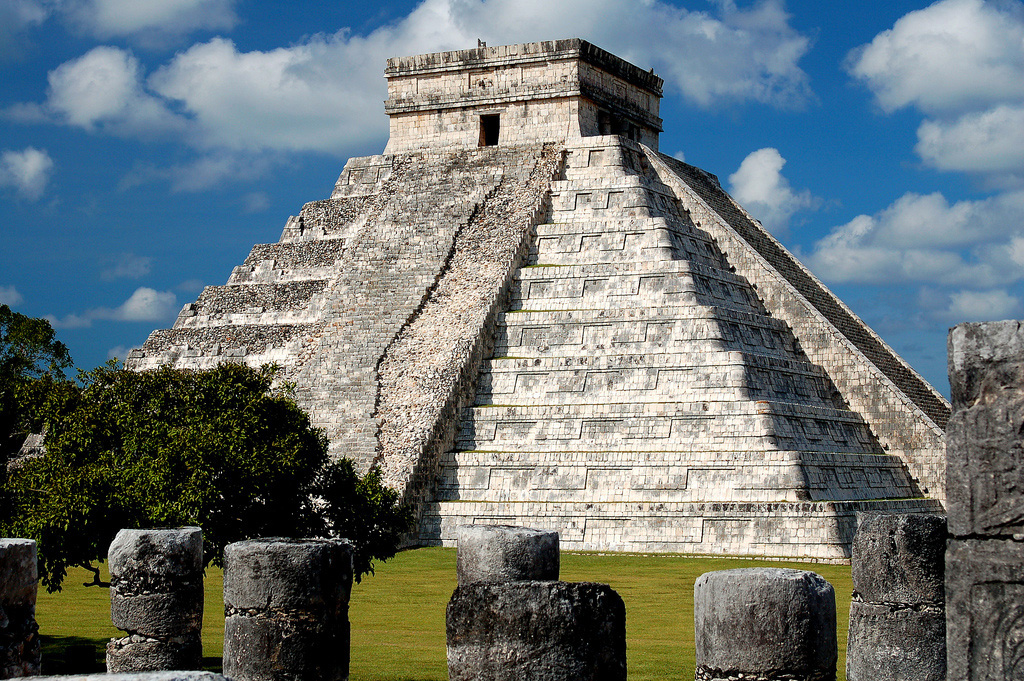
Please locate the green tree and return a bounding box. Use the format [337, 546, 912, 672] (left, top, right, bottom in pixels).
[0, 304, 73, 459]
[3, 362, 411, 591]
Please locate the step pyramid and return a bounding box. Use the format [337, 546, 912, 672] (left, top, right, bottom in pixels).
[129, 39, 947, 559]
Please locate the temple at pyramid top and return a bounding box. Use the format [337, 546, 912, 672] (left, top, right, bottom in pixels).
[383, 39, 664, 152]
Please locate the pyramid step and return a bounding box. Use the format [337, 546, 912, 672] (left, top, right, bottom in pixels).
[510, 261, 761, 313]
[435, 449, 918, 504]
[476, 351, 837, 406]
[130, 323, 321, 371]
[493, 306, 802, 360]
[418, 498, 945, 558]
[530, 218, 728, 269]
[175, 281, 329, 327]
[229, 239, 347, 284]
[455, 401, 881, 454]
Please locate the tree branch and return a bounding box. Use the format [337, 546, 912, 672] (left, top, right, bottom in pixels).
[82, 564, 110, 588]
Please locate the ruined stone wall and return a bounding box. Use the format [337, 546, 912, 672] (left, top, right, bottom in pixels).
[648, 151, 948, 501]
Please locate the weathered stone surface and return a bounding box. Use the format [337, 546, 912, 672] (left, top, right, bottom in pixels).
[0, 538, 40, 679]
[693, 568, 836, 681]
[36, 673, 230, 680]
[850, 512, 946, 605]
[946, 537, 1024, 680]
[845, 601, 945, 681]
[447, 580, 626, 681]
[107, 528, 203, 673]
[223, 538, 353, 681]
[130, 39, 949, 560]
[456, 525, 559, 585]
[947, 320, 1024, 538]
[105, 637, 203, 675]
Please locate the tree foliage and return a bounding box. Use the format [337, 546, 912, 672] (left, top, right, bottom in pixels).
[2, 362, 412, 591]
[0, 304, 73, 459]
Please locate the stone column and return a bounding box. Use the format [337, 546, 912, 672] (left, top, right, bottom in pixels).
[447, 581, 626, 681]
[693, 568, 837, 681]
[455, 524, 559, 584]
[222, 538, 354, 681]
[946, 320, 1024, 681]
[846, 512, 946, 681]
[106, 527, 204, 673]
[0, 538, 40, 678]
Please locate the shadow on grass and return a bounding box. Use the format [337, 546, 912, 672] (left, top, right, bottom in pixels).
[39, 635, 105, 675]
[41, 635, 223, 675]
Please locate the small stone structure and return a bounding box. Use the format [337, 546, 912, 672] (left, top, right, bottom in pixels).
[447, 581, 626, 681]
[222, 538, 353, 681]
[448, 524, 625, 680]
[946, 320, 1024, 681]
[0, 538, 40, 678]
[106, 528, 204, 673]
[129, 38, 949, 559]
[845, 512, 946, 681]
[693, 568, 837, 681]
[456, 524, 559, 584]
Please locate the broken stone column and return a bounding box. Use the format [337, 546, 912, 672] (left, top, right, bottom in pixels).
[946, 320, 1024, 681]
[846, 512, 946, 681]
[106, 527, 204, 673]
[693, 568, 836, 681]
[0, 538, 40, 678]
[222, 538, 354, 681]
[447, 581, 626, 681]
[455, 524, 559, 584]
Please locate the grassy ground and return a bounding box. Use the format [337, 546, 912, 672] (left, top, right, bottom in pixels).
[36, 548, 852, 680]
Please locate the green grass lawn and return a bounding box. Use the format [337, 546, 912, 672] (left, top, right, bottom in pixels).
[36, 548, 852, 680]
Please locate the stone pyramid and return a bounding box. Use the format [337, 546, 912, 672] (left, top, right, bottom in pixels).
[129, 39, 948, 559]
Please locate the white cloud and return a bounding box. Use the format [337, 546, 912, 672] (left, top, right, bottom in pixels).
[849, 0, 1024, 181]
[807, 190, 1024, 287]
[242, 191, 270, 213]
[727, 147, 816, 234]
[176, 279, 205, 293]
[12, 0, 813, 163]
[0, 286, 25, 306]
[47, 286, 178, 328]
[106, 344, 138, 360]
[44, 46, 185, 136]
[916, 104, 1024, 173]
[101, 253, 152, 280]
[0, 147, 53, 200]
[919, 287, 1023, 322]
[0, 0, 55, 60]
[848, 0, 1024, 116]
[63, 0, 238, 43]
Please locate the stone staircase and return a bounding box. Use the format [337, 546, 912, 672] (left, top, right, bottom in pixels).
[420, 136, 940, 559]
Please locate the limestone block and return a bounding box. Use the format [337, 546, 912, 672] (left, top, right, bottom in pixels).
[105, 637, 204, 675]
[947, 320, 1024, 538]
[223, 538, 354, 681]
[107, 527, 204, 637]
[0, 538, 40, 678]
[851, 512, 946, 605]
[845, 601, 944, 681]
[693, 568, 836, 681]
[946, 538, 1024, 681]
[456, 525, 559, 585]
[446, 581, 626, 681]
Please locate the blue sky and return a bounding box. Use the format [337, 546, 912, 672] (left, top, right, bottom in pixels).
[2, 0, 1023, 397]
